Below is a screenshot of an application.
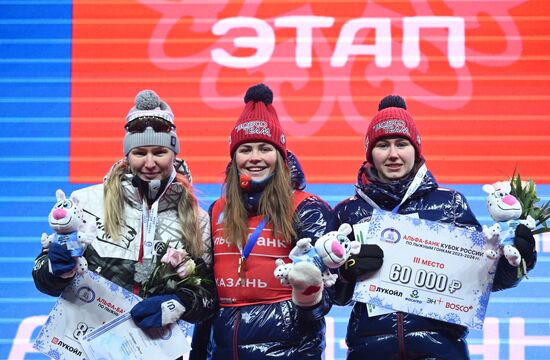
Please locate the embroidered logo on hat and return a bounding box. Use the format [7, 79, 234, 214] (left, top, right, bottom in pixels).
[372, 119, 411, 136]
[235, 121, 272, 137]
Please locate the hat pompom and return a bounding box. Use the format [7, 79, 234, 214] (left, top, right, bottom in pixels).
[244, 83, 273, 105]
[135, 90, 161, 110]
[378, 95, 407, 111]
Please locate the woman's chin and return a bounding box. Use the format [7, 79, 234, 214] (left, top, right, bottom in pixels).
[248, 174, 269, 182]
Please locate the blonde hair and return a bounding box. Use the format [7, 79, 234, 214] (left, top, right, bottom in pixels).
[103, 162, 202, 258]
[222, 151, 296, 246]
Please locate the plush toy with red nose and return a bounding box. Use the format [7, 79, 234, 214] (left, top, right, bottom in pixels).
[41, 189, 96, 276]
[482, 182, 536, 267]
[274, 223, 360, 306]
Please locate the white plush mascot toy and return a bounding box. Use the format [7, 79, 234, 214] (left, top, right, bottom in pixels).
[41, 189, 95, 275]
[273, 223, 360, 306]
[482, 182, 536, 267]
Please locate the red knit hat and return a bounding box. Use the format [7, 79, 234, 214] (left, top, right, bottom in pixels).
[364, 95, 422, 163]
[229, 84, 287, 159]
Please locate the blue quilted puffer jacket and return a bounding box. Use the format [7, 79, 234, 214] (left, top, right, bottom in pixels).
[330, 162, 534, 360]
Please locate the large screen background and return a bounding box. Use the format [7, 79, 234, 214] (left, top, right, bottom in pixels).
[2, 1, 549, 359]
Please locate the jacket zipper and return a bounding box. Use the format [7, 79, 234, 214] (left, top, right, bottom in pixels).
[397, 312, 405, 359]
[232, 308, 241, 360]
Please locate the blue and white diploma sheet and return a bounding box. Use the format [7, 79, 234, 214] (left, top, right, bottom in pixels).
[33, 271, 192, 359]
[352, 209, 498, 329]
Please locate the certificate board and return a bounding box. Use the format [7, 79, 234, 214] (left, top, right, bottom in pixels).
[352, 209, 498, 329]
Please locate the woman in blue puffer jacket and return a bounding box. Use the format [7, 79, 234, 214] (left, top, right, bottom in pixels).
[190, 83, 333, 360]
[331, 95, 537, 360]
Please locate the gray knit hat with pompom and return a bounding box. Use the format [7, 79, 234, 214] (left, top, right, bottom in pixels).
[123, 90, 180, 155]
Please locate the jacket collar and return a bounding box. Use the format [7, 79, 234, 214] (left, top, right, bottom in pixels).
[104, 158, 192, 212]
[121, 173, 186, 212]
[355, 161, 437, 209]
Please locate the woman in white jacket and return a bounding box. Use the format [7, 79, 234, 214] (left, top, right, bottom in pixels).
[32, 89, 216, 327]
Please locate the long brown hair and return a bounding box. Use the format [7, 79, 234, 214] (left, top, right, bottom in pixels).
[103, 161, 202, 258]
[222, 151, 296, 246]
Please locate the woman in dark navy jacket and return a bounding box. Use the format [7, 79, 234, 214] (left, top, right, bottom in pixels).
[331, 95, 537, 360]
[190, 84, 332, 360]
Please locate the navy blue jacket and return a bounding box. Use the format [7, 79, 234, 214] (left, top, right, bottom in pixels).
[190, 151, 333, 360]
[331, 162, 533, 360]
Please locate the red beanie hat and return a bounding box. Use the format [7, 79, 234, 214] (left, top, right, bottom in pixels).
[364, 95, 422, 163]
[229, 84, 287, 159]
